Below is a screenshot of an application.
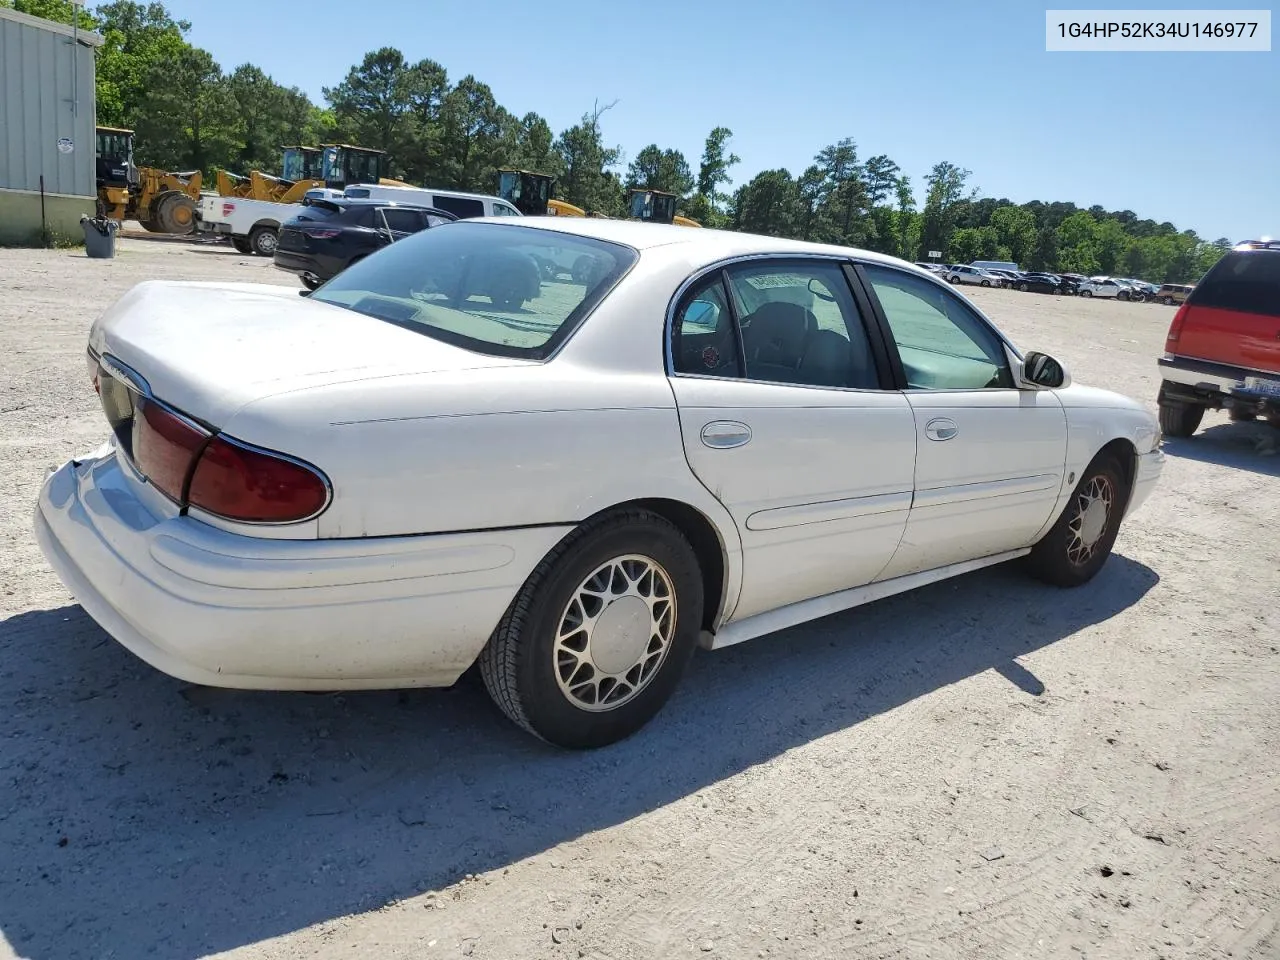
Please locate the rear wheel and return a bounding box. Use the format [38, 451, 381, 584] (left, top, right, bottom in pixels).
[1027, 453, 1128, 587]
[1162, 296, 1174, 305]
[478, 509, 704, 749]
[1019, 282, 1029, 292]
[948, 275, 960, 284]
[231, 235, 252, 254]
[1158, 400, 1204, 437]
[1080, 290, 1093, 298]
[248, 225, 278, 257]
[981, 279, 991, 287]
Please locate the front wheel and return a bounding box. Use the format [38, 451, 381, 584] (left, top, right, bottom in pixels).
[1019, 282, 1029, 292]
[1026, 453, 1128, 587]
[948, 275, 960, 284]
[1080, 290, 1093, 298]
[981, 280, 991, 287]
[479, 510, 704, 749]
[231, 236, 252, 254]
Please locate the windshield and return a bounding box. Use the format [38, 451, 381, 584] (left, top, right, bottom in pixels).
[311, 222, 639, 359]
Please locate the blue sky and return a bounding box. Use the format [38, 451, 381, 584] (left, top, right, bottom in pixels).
[166, 0, 1277, 241]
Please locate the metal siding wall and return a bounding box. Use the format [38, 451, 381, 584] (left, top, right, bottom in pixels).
[0, 17, 95, 197]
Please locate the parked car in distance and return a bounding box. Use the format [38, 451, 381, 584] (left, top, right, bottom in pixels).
[1077, 278, 1124, 298]
[274, 198, 457, 290]
[1156, 239, 1280, 436]
[1155, 283, 1194, 305]
[343, 183, 521, 219]
[946, 264, 1003, 287]
[1015, 273, 1069, 294]
[914, 261, 948, 275]
[35, 219, 1164, 748]
[987, 269, 1024, 287]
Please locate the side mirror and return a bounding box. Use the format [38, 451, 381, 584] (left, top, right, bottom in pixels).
[1019, 351, 1070, 389]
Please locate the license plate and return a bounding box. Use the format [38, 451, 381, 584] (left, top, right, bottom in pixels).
[1244, 376, 1280, 398]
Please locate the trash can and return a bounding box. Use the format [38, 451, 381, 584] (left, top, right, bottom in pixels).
[80, 215, 119, 259]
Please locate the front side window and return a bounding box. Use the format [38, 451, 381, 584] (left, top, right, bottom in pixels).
[861, 263, 1013, 391]
[311, 222, 637, 359]
[378, 208, 424, 233]
[724, 261, 879, 389]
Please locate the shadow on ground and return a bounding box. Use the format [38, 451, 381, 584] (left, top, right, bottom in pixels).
[0, 554, 1158, 959]
[1162, 421, 1280, 478]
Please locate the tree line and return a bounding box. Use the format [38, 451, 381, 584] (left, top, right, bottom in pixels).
[9, 0, 1226, 281]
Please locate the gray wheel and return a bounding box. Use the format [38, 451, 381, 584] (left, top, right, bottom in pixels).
[1081, 290, 1093, 298]
[981, 280, 991, 287]
[1027, 453, 1127, 587]
[948, 275, 960, 284]
[479, 509, 703, 748]
[1019, 282, 1029, 292]
[248, 225, 278, 257]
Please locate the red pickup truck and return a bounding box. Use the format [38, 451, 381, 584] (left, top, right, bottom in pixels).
[1156, 240, 1280, 437]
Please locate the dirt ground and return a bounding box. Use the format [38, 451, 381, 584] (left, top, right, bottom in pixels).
[1, 237, 1276, 960]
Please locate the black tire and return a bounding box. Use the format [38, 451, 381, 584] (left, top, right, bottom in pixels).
[1266, 411, 1280, 428]
[1158, 401, 1204, 437]
[980, 280, 991, 287]
[948, 275, 960, 284]
[1019, 282, 1029, 292]
[231, 235, 252, 254]
[478, 509, 704, 749]
[248, 225, 278, 257]
[1162, 296, 1174, 305]
[155, 191, 196, 235]
[1026, 452, 1128, 588]
[1227, 405, 1256, 422]
[1080, 290, 1093, 298]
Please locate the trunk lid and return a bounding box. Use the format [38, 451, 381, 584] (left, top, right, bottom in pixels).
[87, 280, 524, 426]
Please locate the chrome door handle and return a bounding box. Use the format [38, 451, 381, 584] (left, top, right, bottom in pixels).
[701, 420, 752, 449]
[924, 417, 959, 441]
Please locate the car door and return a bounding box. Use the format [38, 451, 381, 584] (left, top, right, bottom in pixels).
[375, 207, 426, 246]
[666, 257, 916, 623]
[856, 262, 1068, 580]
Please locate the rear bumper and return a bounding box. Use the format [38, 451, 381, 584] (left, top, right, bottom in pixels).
[35, 450, 570, 690]
[273, 250, 339, 280]
[1158, 356, 1280, 407]
[196, 220, 232, 236]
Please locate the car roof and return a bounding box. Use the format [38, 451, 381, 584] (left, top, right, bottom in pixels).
[460, 215, 924, 269]
[346, 183, 509, 204]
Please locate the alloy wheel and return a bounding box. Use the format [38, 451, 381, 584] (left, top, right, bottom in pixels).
[1066, 474, 1114, 566]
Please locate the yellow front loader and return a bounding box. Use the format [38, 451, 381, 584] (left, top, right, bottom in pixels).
[95, 127, 201, 234]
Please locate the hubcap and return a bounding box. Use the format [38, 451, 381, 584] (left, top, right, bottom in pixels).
[553, 555, 676, 712]
[1066, 475, 1114, 565]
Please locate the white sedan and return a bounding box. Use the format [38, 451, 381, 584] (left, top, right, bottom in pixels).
[35, 218, 1164, 748]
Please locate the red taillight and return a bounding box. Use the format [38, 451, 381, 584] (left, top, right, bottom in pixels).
[187, 436, 330, 524]
[221, 202, 235, 217]
[1165, 303, 1190, 349]
[302, 227, 340, 239]
[132, 398, 211, 502]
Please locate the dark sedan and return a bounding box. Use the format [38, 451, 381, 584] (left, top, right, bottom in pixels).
[1014, 272, 1078, 295]
[274, 198, 457, 290]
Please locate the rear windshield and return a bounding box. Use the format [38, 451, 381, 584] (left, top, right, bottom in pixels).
[310, 221, 638, 359]
[1188, 250, 1280, 316]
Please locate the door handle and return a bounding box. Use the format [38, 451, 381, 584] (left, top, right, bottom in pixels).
[701, 420, 752, 449]
[924, 417, 959, 441]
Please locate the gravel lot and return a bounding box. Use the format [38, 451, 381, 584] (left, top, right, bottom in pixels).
[1, 237, 1277, 960]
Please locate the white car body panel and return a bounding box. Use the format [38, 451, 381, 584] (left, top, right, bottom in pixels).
[37, 217, 1164, 691]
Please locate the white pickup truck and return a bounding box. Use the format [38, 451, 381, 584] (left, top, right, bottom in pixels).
[194, 188, 344, 256]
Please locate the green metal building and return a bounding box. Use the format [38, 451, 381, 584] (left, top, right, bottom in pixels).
[0, 6, 102, 245]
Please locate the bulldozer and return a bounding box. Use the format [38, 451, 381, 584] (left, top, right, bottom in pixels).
[215, 144, 400, 204]
[497, 169, 586, 217]
[626, 188, 702, 228]
[95, 126, 202, 234]
[496, 169, 699, 226]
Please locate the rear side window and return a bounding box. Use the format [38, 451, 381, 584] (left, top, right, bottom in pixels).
[432, 195, 486, 219]
[1188, 250, 1280, 316]
[378, 208, 424, 232]
[344, 188, 371, 199]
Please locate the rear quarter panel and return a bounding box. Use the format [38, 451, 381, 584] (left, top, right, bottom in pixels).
[1175, 305, 1280, 375]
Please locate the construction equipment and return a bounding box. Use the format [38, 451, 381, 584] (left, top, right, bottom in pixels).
[497, 169, 586, 217]
[215, 144, 406, 205]
[95, 126, 202, 234]
[626, 188, 701, 227]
